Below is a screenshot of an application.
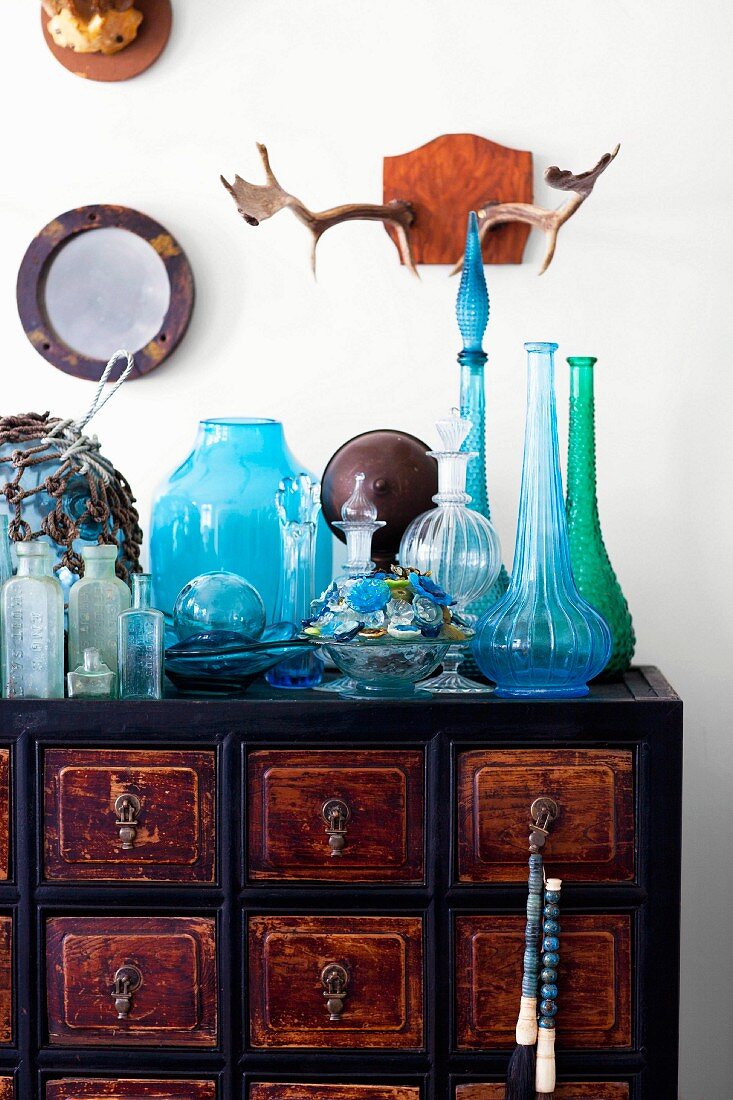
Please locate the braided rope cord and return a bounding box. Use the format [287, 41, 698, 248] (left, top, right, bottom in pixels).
[0, 352, 142, 582]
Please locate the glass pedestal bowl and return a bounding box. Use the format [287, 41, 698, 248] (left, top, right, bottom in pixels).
[310, 637, 453, 700]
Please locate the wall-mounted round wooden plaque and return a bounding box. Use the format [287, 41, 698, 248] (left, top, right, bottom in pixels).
[16, 204, 194, 382]
[41, 0, 172, 83]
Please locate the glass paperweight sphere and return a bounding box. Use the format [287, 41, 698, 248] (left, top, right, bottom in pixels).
[173, 570, 266, 643]
[399, 411, 501, 693]
[472, 342, 612, 698]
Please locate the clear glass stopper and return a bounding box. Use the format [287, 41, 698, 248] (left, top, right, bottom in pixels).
[333, 473, 385, 575]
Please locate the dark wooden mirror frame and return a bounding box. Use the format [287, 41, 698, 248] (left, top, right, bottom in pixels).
[16, 203, 195, 382]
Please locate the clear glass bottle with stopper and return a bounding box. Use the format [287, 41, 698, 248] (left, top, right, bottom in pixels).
[314, 473, 385, 693]
[67, 647, 115, 699]
[117, 573, 165, 700]
[399, 410, 501, 693]
[1, 542, 64, 699]
[265, 474, 323, 690]
[68, 544, 131, 694]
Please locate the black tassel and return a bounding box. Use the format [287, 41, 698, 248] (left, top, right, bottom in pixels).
[536, 1094, 554, 1099]
[505, 1042, 536, 1100]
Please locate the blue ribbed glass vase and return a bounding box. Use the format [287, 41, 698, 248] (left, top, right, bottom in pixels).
[472, 341, 612, 698]
[457, 212, 510, 619]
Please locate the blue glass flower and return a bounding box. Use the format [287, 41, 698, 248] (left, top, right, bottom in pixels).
[408, 573, 454, 606]
[348, 577, 391, 614]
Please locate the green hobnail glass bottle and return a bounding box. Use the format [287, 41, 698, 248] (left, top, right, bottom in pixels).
[565, 356, 635, 676]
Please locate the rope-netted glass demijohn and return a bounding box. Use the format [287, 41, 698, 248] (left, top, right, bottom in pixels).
[399, 411, 501, 693]
[313, 472, 385, 694]
[472, 342, 612, 698]
[566, 356, 635, 676]
[266, 475, 323, 690]
[117, 573, 165, 700]
[457, 211, 510, 618]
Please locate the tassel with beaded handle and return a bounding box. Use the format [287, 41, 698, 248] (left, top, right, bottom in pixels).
[536, 877, 562, 1099]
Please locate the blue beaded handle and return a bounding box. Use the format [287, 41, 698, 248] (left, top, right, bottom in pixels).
[536, 877, 562, 1095]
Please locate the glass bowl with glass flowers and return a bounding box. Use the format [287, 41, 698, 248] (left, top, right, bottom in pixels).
[302, 566, 470, 699]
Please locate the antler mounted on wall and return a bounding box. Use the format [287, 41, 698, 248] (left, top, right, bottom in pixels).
[222, 144, 418, 276]
[453, 144, 620, 276]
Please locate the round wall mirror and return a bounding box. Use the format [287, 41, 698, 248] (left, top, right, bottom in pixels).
[17, 205, 195, 381]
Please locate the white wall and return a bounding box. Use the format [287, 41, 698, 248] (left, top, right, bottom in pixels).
[1, 1, 731, 1094]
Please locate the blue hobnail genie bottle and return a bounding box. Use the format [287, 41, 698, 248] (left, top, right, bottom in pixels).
[457, 212, 510, 618]
[472, 342, 612, 698]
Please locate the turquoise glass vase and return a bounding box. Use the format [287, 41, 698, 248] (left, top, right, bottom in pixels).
[150, 419, 332, 623]
[566, 356, 635, 676]
[472, 342, 612, 698]
[457, 212, 510, 618]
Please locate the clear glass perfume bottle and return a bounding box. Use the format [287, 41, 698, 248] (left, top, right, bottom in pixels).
[266, 475, 323, 690]
[117, 573, 165, 700]
[399, 412, 502, 693]
[314, 473, 385, 694]
[67, 647, 115, 699]
[0, 516, 13, 586]
[1, 542, 64, 699]
[68, 544, 131, 693]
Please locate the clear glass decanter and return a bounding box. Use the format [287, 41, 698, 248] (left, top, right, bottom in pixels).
[1, 542, 64, 699]
[68, 544, 131, 693]
[399, 411, 502, 693]
[0, 516, 13, 586]
[265, 475, 323, 690]
[472, 342, 612, 698]
[117, 573, 165, 700]
[67, 647, 116, 699]
[314, 472, 385, 694]
[457, 211, 510, 617]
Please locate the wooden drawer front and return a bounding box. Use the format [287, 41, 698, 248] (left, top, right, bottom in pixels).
[249, 915, 424, 1049]
[456, 1085, 629, 1099]
[457, 749, 634, 883]
[47, 1084, 215, 1100]
[46, 916, 217, 1047]
[0, 1080, 11, 1100]
[44, 749, 216, 883]
[455, 914, 632, 1050]
[0, 750, 8, 881]
[0, 916, 11, 1045]
[248, 750, 424, 882]
[251, 1088, 420, 1100]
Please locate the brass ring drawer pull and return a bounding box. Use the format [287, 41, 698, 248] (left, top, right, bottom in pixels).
[111, 963, 142, 1019]
[321, 798, 351, 857]
[115, 793, 141, 850]
[321, 962, 349, 1020]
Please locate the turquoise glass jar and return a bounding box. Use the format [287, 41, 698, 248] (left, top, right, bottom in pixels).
[150, 419, 332, 623]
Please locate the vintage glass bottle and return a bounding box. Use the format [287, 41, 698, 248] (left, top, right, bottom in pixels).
[265, 475, 323, 690]
[399, 411, 501, 693]
[0, 516, 13, 586]
[472, 342, 612, 698]
[117, 573, 165, 700]
[457, 211, 510, 617]
[566, 356, 635, 676]
[67, 647, 116, 699]
[1, 542, 64, 699]
[68, 544, 131, 692]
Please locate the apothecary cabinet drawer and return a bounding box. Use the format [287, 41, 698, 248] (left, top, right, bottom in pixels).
[0, 916, 11, 1045]
[249, 915, 424, 1049]
[456, 1084, 629, 1099]
[0, 1080, 11, 1100]
[455, 913, 632, 1050]
[0, 749, 9, 881]
[47, 1083, 215, 1100]
[46, 916, 218, 1047]
[44, 749, 216, 883]
[247, 750, 424, 882]
[456, 748, 634, 883]
[251, 1087, 420, 1100]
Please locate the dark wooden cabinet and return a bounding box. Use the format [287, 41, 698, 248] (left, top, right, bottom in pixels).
[0, 667, 681, 1100]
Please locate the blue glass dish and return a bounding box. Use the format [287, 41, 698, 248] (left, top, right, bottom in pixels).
[164, 622, 299, 695]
